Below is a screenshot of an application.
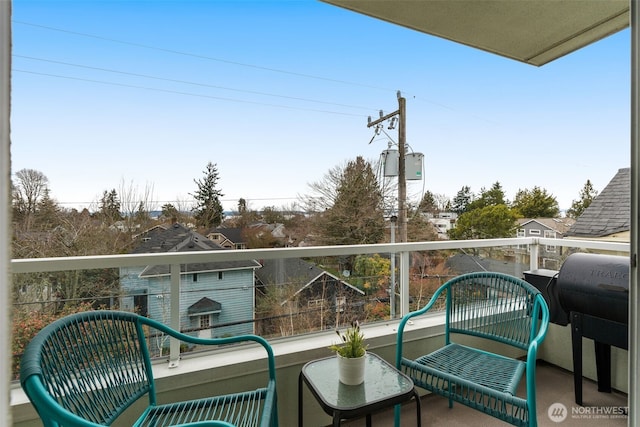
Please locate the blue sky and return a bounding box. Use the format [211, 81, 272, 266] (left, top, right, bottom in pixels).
[10, 0, 631, 213]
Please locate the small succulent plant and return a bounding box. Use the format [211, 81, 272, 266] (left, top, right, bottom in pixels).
[328, 320, 367, 358]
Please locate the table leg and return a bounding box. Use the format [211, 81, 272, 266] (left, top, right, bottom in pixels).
[333, 411, 341, 427]
[298, 372, 304, 427]
[414, 389, 422, 427]
[366, 413, 371, 427]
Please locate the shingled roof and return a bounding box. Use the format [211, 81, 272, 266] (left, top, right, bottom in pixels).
[565, 167, 630, 238]
[255, 258, 364, 298]
[131, 223, 260, 277]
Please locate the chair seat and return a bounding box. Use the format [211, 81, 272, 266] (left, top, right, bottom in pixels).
[139, 387, 271, 427]
[406, 343, 525, 396]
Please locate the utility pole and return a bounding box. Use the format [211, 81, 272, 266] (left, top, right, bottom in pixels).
[367, 91, 407, 242]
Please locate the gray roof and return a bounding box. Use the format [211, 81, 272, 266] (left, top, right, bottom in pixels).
[131, 223, 259, 276]
[209, 227, 244, 244]
[517, 218, 575, 235]
[565, 168, 630, 238]
[255, 258, 363, 296]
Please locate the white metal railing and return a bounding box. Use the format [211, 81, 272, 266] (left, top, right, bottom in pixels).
[11, 237, 631, 365]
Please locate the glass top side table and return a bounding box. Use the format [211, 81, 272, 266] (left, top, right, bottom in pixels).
[298, 352, 421, 427]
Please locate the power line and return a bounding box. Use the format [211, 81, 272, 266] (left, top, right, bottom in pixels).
[13, 54, 376, 112]
[13, 69, 366, 117]
[13, 20, 398, 93]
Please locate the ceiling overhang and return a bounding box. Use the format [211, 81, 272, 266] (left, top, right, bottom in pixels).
[320, 0, 629, 66]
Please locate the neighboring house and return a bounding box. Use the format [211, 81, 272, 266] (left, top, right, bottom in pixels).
[516, 217, 576, 269]
[423, 212, 457, 238]
[207, 227, 247, 250]
[254, 258, 365, 335]
[120, 223, 261, 342]
[565, 167, 630, 243]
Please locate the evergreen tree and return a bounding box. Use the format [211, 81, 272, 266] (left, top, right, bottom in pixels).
[449, 205, 519, 240]
[237, 198, 247, 214]
[451, 186, 473, 215]
[34, 188, 61, 231]
[418, 191, 438, 216]
[316, 156, 385, 245]
[191, 162, 224, 229]
[467, 181, 507, 211]
[161, 203, 179, 220]
[98, 189, 122, 223]
[512, 186, 560, 218]
[566, 180, 598, 218]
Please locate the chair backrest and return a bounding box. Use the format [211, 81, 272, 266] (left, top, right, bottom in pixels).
[444, 272, 547, 351]
[20, 310, 155, 426]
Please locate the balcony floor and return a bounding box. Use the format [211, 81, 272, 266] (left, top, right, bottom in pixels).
[341, 361, 628, 426]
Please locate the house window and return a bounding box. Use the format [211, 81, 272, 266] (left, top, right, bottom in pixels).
[529, 229, 541, 235]
[544, 230, 557, 252]
[336, 296, 346, 312]
[218, 271, 223, 280]
[516, 229, 526, 249]
[200, 315, 211, 330]
[133, 291, 148, 317]
[193, 273, 198, 282]
[308, 299, 324, 308]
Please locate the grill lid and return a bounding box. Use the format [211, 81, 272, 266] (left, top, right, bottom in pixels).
[557, 253, 629, 324]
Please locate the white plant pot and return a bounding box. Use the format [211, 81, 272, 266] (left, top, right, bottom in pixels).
[337, 352, 366, 385]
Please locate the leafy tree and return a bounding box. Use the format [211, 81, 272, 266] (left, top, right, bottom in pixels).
[261, 206, 285, 224]
[451, 186, 473, 215]
[512, 186, 560, 218]
[315, 157, 385, 246]
[566, 180, 598, 218]
[242, 226, 281, 249]
[12, 168, 50, 231]
[191, 162, 224, 229]
[448, 204, 519, 240]
[353, 253, 391, 294]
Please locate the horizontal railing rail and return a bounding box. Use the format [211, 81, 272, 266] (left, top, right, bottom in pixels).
[11, 237, 631, 366]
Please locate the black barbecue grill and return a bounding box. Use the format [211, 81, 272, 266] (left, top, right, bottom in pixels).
[524, 253, 629, 405]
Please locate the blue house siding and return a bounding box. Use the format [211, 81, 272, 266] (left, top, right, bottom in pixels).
[120, 266, 255, 338]
[181, 269, 255, 337]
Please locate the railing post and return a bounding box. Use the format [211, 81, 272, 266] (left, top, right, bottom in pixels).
[529, 238, 540, 271]
[1, 2, 11, 424]
[399, 251, 410, 317]
[169, 263, 181, 367]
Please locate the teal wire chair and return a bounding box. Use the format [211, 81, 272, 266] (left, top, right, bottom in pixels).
[20, 310, 278, 427]
[395, 272, 549, 427]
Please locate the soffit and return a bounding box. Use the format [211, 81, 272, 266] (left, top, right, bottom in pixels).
[320, 0, 629, 66]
